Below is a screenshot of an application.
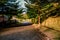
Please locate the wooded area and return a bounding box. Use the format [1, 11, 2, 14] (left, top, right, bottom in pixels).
[0, 0, 60, 40]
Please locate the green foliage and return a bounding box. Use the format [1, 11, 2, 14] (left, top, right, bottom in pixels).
[25, 0, 60, 23]
[0, 1, 23, 20]
[27, 8, 38, 18]
[0, 0, 8, 3]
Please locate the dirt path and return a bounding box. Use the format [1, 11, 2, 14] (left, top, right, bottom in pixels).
[0, 25, 35, 35]
[40, 25, 60, 40]
[0, 25, 49, 40]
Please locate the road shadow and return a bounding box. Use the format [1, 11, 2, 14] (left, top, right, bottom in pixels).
[0, 20, 33, 32]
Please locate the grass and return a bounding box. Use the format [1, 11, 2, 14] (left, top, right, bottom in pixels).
[42, 17, 60, 31]
[40, 17, 60, 40]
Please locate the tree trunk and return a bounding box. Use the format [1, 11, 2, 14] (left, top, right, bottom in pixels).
[38, 15, 40, 24]
[38, 9, 40, 24]
[37, 9, 41, 28]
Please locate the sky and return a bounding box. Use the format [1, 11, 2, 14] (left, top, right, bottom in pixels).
[8, 0, 27, 13]
[16, 0, 27, 14]
[0, 0, 30, 14]
[16, 0, 27, 9]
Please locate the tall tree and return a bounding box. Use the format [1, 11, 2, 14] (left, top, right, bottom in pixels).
[0, 0, 23, 20]
[25, 0, 60, 27]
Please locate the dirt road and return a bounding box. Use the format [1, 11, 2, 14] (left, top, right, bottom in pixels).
[0, 25, 49, 40]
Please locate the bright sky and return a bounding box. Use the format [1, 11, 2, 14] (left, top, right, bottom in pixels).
[16, 0, 26, 8]
[8, 0, 29, 14]
[8, 0, 27, 12]
[16, 0, 27, 13]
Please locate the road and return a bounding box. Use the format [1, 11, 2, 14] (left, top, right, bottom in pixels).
[0, 25, 50, 40]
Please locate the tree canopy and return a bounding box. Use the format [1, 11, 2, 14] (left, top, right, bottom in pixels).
[0, 0, 23, 20]
[25, 0, 60, 23]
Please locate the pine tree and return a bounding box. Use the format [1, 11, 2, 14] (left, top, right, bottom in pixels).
[0, 0, 19, 20]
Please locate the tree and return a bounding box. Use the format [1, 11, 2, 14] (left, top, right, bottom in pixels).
[25, 0, 60, 24]
[0, 0, 23, 20]
[5, 1, 19, 20]
[25, 0, 43, 24]
[0, 0, 8, 14]
[0, 0, 8, 3]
